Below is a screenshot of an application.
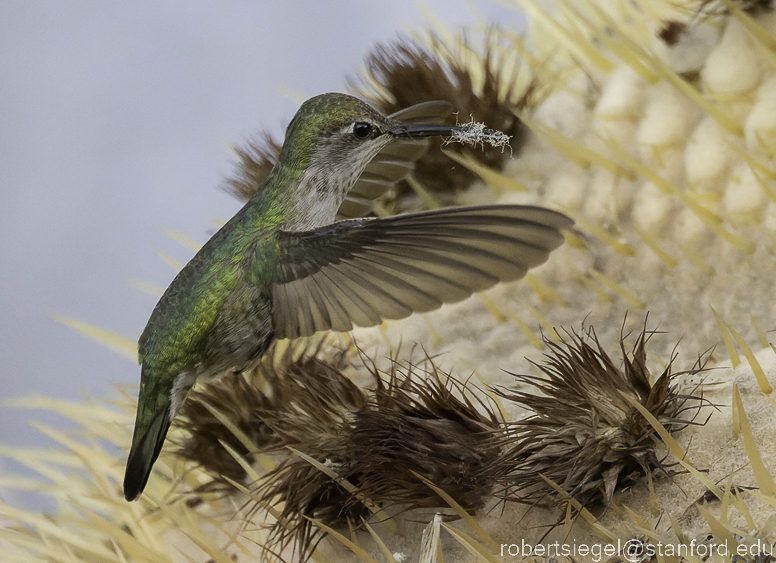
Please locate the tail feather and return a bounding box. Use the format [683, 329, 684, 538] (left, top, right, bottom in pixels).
[124, 366, 176, 502]
[124, 408, 172, 501]
[125, 358, 198, 501]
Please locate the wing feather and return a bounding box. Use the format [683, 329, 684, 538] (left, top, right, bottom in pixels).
[314, 266, 384, 328]
[272, 205, 572, 339]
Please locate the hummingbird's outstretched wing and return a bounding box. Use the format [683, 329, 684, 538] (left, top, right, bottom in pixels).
[336, 101, 453, 220]
[271, 205, 572, 339]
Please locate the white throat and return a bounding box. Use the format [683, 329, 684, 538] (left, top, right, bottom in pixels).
[285, 138, 390, 231]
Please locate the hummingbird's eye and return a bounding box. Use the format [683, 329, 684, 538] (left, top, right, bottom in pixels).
[352, 122, 373, 139]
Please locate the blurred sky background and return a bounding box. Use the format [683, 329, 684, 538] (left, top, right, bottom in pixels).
[0, 0, 525, 476]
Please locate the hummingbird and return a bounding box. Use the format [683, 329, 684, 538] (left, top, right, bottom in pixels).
[123, 92, 573, 502]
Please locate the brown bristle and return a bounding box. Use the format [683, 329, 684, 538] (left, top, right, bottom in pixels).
[253, 433, 371, 557]
[222, 131, 282, 203]
[497, 322, 707, 509]
[347, 354, 505, 512]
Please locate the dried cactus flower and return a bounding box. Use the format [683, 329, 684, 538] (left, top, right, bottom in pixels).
[252, 351, 507, 557]
[498, 324, 707, 507]
[222, 131, 282, 203]
[347, 354, 505, 512]
[174, 339, 364, 496]
[251, 432, 368, 558]
[350, 31, 534, 199]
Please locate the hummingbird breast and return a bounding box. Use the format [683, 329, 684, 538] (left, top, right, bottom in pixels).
[284, 140, 389, 231]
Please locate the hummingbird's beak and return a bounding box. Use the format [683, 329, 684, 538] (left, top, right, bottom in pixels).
[392, 123, 464, 139]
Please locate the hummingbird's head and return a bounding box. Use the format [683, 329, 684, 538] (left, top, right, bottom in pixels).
[277, 93, 462, 228]
[280, 93, 390, 172]
[280, 92, 462, 177]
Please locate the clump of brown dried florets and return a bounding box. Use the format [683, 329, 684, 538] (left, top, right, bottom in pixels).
[222, 131, 282, 205]
[253, 352, 507, 556]
[497, 324, 706, 509]
[347, 354, 506, 512]
[175, 342, 508, 558]
[349, 30, 533, 199]
[174, 322, 706, 558]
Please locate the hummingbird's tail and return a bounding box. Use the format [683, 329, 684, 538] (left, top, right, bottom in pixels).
[123, 367, 174, 501]
[123, 410, 171, 501]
